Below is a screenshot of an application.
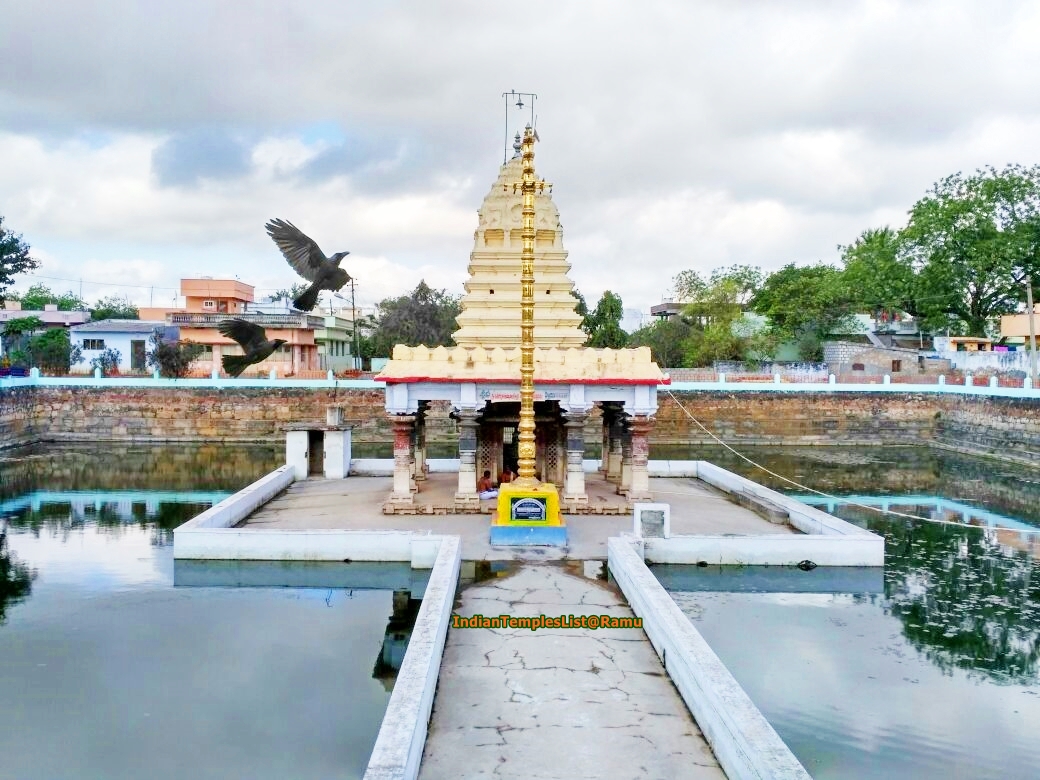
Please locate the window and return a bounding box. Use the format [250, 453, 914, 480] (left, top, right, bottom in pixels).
[851, 362, 865, 371]
[203, 300, 216, 309]
[82, 339, 105, 350]
[198, 345, 213, 358]
[891, 359, 902, 372]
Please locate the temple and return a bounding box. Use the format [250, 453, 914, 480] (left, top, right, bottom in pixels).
[377, 131, 667, 514]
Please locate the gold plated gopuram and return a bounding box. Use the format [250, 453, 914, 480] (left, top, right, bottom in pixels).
[514, 124, 547, 488]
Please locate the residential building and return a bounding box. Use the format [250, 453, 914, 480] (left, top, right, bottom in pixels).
[70, 320, 174, 374]
[140, 279, 321, 376]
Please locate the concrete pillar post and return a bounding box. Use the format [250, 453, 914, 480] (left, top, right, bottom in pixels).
[607, 411, 624, 483]
[454, 410, 481, 511]
[389, 415, 416, 505]
[286, 429, 309, 480]
[627, 415, 654, 500]
[563, 411, 589, 505]
[617, 417, 634, 496]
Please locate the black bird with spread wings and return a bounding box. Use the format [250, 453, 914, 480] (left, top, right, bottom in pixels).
[265, 218, 350, 312]
[218, 318, 287, 377]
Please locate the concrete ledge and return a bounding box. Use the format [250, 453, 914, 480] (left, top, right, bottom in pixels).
[608, 537, 811, 780]
[694, 461, 879, 539]
[173, 527, 445, 565]
[174, 465, 294, 531]
[350, 458, 460, 476]
[489, 525, 568, 546]
[644, 534, 884, 566]
[364, 535, 461, 780]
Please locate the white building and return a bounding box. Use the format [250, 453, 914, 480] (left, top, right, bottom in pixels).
[70, 320, 174, 374]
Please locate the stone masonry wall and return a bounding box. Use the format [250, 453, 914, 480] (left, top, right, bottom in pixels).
[5, 386, 1040, 465]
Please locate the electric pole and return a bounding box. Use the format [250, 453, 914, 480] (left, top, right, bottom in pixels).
[351, 278, 360, 371]
[1027, 278, 1038, 385]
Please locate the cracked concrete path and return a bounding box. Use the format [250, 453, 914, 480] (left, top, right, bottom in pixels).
[419, 564, 725, 780]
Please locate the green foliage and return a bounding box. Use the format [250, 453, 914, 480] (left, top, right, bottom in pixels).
[1, 316, 44, 338]
[26, 328, 82, 374]
[628, 317, 694, 367]
[370, 281, 461, 356]
[897, 165, 1040, 336]
[583, 291, 628, 348]
[90, 347, 122, 376]
[664, 265, 766, 366]
[273, 282, 311, 301]
[840, 227, 917, 319]
[0, 537, 35, 625]
[147, 329, 205, 378]
[91, 295, 139, 321]
[0, 216, 39, 309]
[750, 263, 854, 359]
[19, 283, 87, 312]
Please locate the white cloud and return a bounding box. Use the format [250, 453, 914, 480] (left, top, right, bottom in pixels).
[1, 0, 1039, 317]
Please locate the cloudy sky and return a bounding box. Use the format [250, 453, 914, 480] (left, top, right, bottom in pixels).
[2, 0, 1039, 328]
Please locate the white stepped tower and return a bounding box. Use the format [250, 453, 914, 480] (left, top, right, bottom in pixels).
[452, 141, 587, 349]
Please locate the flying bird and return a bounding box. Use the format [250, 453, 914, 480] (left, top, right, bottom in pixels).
[218, 318, 287, 377]
[265, 218, 350, 311]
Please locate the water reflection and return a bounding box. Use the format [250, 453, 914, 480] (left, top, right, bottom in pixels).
[372, 590, 423, 690]
[0, 525, 34, 624]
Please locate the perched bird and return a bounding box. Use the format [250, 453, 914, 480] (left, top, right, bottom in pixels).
[265, 218, 350, 311]
[218, 318, 287, 377]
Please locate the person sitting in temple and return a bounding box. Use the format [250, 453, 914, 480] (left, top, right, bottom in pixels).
[499, 466, 514, 485]
[477, 470, 498, 499]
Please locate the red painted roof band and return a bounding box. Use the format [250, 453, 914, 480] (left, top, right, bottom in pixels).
[378, 376, 670, 386]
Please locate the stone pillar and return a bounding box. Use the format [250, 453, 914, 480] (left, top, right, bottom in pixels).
[606, 412, 624, 484]
[323, 427, 352, 479]
[389, 415, 415, 505]
[599, 404, 613, 475]
[454, 410, 481, 511]
[617, 417, 633, 496]
[563, 411, 589, 506]
[627, 416, 654, 500]
[286, 430, 309, 480]
[413, 402, 429, 482]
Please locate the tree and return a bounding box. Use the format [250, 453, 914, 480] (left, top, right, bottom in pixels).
[0, 216, 39, 309]
[19, 283, 87, 312]
[273, 282, 311, 302]
[840, 227, 918, 320]
[91, 295, 139, 321]
[90, 347, 122, 376]
[628, 317, 694, 367]
[147, 329, 205, 378]
[370, 281, 461, 355]
[583, 291, 628, 348]
[1, 316, 44, 358]
[750, 263, 855, 360]
[26, 328, 82, 374]
[899, 165, 1040, 336]
[668, 265, 768, 365]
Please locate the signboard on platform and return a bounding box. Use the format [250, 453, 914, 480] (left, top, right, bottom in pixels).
[478, 386, 568, 403]
[510, 496, 548, 522]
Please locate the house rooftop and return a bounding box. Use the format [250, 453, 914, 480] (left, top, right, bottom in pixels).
[72, 319, 167, 333]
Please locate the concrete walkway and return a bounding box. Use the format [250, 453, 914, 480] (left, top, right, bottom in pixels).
[418, 564, 725, 780]
[244, 475, 794, 561]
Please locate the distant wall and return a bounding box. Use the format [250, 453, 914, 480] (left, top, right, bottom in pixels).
[5, 385, 1040, 465]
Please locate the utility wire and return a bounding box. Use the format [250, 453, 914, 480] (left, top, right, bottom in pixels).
[664, 389, 1040, 534]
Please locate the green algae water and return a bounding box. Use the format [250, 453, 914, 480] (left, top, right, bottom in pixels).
[657, 444, 1040, 780]
[0, 443, 417, 780]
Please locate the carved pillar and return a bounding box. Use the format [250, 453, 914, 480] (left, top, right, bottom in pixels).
[389, 415, 415, 505]
[599, 404, 613, 475]
[454, 410, 481, 511]
[617, 417, 633, 496]
[563, 411, 589, 505]
[413, 401, 429, 483]
[627, 415, 654, 500]
[606, 411, 624, 483]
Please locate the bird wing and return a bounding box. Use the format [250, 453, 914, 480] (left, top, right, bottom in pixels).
[265, 218, 327, 282]
[218, 318, 268, 352]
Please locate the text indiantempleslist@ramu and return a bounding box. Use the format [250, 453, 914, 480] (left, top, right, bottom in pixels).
[451, 613, 643, 631]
